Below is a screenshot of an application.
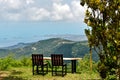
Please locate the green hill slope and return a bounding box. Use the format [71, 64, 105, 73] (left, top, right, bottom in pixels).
[0, 38, 98, 60]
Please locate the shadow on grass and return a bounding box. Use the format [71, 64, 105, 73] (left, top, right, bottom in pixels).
[2, 76, 27, 80]
[66, 70, 81, 74]
[48, 68, 81, 74]
[1, 70, 26, 80]
[11, 70, 23, 75]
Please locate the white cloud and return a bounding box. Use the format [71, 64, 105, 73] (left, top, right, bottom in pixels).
[71, 0, 86, 21]
[2, 0, 22, 9]
[4, 13, 21, 21]
[26, 7, 50, 21]
[0, 0, 35, 21]
[0, 0, 34, 10]
[0, 0, 86, 22]
[0, 0, 4, 3]
[26, 0, 34, 5]
[51, 3, 73, 21]
[52, 0, 63, 3]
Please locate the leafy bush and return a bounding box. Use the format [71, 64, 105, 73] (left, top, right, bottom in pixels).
[20, 56, 31, 66]
[0, 55, 32, 70]
[77, 54, 98, 73]
[0, 56, 14, 70]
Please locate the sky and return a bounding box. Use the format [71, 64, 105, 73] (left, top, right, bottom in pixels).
[0, 0, 87, 47]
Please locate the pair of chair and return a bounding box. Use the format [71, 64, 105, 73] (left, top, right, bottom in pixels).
[32, 54, 67, 76]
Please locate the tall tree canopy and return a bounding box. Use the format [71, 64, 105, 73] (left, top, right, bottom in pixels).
[80, 0, 120, 79]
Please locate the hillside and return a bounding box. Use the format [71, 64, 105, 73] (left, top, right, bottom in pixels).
[0, 38, 98, 60]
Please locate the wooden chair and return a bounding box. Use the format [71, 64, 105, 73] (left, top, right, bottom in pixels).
[32, 54, 48, 75]
[51, 54, 67, 77]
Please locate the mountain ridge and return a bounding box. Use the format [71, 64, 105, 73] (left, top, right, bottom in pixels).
[0, 38, 98, 61]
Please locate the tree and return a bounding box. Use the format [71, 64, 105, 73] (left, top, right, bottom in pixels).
[80, 0, 120, 79]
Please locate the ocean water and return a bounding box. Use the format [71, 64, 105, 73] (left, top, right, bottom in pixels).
[0, 35, 50, 48]
[0, 22, 87, 47]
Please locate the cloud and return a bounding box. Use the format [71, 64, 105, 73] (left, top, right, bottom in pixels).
[52, 0, 63, 3]
[51, 3, 73, 21]
[0, 0, 35, 11]
[71, 0, 87, 21]
[4, 13, 21, 21]
[0, 0, 23, 9]
[0, 0, 86, 22]
[0, 0, 35, 21]
[26, 0, 34, 5]
[26, 7, 50, 21]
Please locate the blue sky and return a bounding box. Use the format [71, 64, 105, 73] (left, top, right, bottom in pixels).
[0, 0, 87, 47]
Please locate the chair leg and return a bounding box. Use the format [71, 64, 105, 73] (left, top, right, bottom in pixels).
[62, 66, 64, 77]
[52, 66, 53, 76]
[36, 66, 39, 74]
[32, 66, 34, 75]
[55, 67, 57, 75]
[65, 65, 67, 75]
[51, 65, 67, 77]
[47, 64, 48, 74]
[42, 66, 44, 75]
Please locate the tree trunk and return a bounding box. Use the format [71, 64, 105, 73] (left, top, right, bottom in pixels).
[90, 47, 92, 71]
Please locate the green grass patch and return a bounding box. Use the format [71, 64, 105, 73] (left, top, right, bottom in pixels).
[0, 66, 100, 80]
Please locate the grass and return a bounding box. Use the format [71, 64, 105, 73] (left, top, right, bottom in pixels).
[0, 66, 100, 80]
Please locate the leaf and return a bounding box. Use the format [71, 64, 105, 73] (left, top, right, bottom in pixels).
[80, 0, 85, 6]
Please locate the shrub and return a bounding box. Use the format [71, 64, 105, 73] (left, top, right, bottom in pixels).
[77, 54, 98, 73]
[0, 55, 32, 70]
[20, 56, 31, 66]
[0, 56, 14, 70]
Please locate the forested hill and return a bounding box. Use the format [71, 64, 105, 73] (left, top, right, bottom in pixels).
[0, 38, 98, 61]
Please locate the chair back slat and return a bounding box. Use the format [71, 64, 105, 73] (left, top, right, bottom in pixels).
[32, 54, 43, 66]
[51, 54, 63, 66]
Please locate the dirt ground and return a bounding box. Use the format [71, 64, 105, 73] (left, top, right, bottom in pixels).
[0, 71, 9, 80]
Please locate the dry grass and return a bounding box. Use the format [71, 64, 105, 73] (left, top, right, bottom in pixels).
[0, 67, 100, 80]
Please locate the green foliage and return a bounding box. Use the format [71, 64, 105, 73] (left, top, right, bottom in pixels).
[0, 56, 12, 70]
[20, 56, 31, 66]
[80, 0, 120, 79]
[11, 60, 23, 67]
[0, 55, 31, 70]
[77, 54, 97, 73]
